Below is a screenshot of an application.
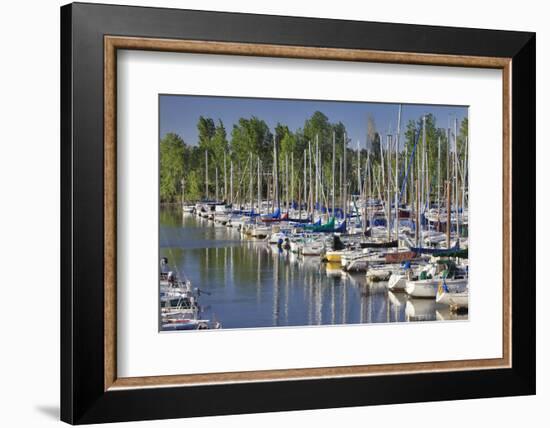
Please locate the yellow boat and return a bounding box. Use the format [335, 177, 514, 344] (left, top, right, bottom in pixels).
[325, 251, 343, 263]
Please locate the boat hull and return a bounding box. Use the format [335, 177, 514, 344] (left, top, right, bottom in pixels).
[405, 279, 439, 298]
[325, 251, 343, 263]
[436, 280, 469, 308]
[406, 278, 468, 298]
[366, 268, 392, 281]
[388, 273, 407, 291]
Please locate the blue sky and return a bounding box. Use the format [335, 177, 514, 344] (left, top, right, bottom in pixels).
[160, 94, 468, 149]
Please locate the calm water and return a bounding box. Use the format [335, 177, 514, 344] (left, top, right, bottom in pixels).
[160, 205, 464, 330]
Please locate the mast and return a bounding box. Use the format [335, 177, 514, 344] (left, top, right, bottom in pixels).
[230, 159, 233, 205]
[454, 118, 460, 241]
[285, 153, 289, 213]
[380, 135, 385, 197]
[223, 151, 227, 201]
[386, 134, 391, 241]
[319, 147, 324, 219]
[426, 149, 430, 232]
[446, 180, 451, 248]
[291, 151, 294, 211]
[308, 140, 313, 218]
[357, 140, 361, 196]
[298, 180, 302, 220]
[463, 135, 468, 219]
[420, 115, 427, 224]
[314, 136, 319, 213]
[320, 142, 323, 214]
[363, 155, 369, 233]
[405, 143, 409, 206]
[303, 149, 307, 219]
[415, 179, 420, 247]
[394, 104, 402, 242]
[257, 157, 261, 212]
[411, 133, 415, 210]
[205, 150, 209, 200]
[249, 153, 253, 211]
[356, 140, 361, 223]
[365, 153, 371, 231]
[376, 164, 382, 202]
[343, 132, 347, 221]
[339, 157, 343, 218]
[420, 115, 426, 244]
[215, 167, 219, 201]
[273, 135, 279, 211]
[446, 127, 451, 182]
[437, 136, 441, 230]
[332, 131, 336, 216]
[267, 174, 271, 213]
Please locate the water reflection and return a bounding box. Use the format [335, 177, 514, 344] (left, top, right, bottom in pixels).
[160, 205, 460, 330]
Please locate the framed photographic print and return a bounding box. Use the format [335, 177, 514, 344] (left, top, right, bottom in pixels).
[60, 2, 535, 424]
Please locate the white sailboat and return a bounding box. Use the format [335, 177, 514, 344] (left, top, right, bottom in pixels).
[405, 260, 468, 298]
[435, 280, 469, 309]
[406, 277, 467, 298]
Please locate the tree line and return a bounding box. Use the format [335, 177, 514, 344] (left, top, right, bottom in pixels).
[160, 110, 468, 205]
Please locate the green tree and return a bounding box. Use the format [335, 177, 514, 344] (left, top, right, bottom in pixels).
[230, 116, 273, 165]
[197, 116, 216, 149]
[275, 123, 289, 145]
[160, 133, 185, 202]
[303, 111, 332, 154]
[210, 120, 229, 170]
[276, 124, 296, 158]
[196, 117, 228, 199]
[185, 169, 202, 201]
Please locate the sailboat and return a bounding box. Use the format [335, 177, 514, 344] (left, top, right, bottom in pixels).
[435, 279, 469, 309]
[405, 259, 468, 298]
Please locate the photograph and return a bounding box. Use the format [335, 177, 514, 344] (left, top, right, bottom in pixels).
[159, 95, 469, 331]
